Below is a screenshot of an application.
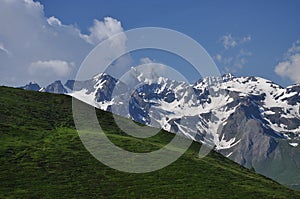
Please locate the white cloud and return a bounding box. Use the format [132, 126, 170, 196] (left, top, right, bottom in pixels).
[0, 0, 127, 86]
[29, 60, 74, 77]
[215, 54, 222, 62]
[215, 49, 252, 73]
[23, 0, 43, 8]
[220, 34, 251, 50]
[287, 40, 300, 56]
[139, 57, 154, 64]
[120, 57, 187, 86]
[0, 42, 10, 55]
[81, 17, 131, 80]
[234, 49, 252, 69]
[221, 34, 237, 50]
[239, 49, 252, 56]
[82, 17, 126, 46]
[275, 41, 300, 83]
[241, 35, 251, 43]
[47, 16, 62, 26]
[217, 34, 252, 73]
[234, 57, 247, 69]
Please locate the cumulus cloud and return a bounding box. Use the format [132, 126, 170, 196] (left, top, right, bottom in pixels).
[47, 16, 62, 26]
[275, 40, 300, 83]
[0, 0, 127, 86]
[29, 60, 74, 77]
[82, 17, 126, 46]
[83, 17, 131, 80]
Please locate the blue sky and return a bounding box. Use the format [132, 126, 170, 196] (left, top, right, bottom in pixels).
[1, 0, 300, 86]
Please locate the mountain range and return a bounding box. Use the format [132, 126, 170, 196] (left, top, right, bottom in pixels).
[2, 86, 300, 197]
[19, 71, 300, 189]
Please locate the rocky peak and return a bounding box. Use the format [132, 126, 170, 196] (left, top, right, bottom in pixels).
[45, 80, 67, 94]
[19, 81, 41, 91]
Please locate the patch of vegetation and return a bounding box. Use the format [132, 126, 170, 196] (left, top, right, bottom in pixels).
[0, 86, 300, 198]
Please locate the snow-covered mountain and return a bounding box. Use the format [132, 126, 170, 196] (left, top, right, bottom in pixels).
[20, 71, 300, 189]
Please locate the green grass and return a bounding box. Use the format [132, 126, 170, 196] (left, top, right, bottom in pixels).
[1, 86, 300, 198]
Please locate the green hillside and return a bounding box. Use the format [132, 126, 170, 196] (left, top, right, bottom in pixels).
[0, 86, 299, 198]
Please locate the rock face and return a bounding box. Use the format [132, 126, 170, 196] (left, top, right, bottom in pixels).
[220, 104, 280, 167]
[19, 72, 300, 189]
[20, 80, 67, 94]
[45, 80, 67, 94]
[19, 82, 41, 91]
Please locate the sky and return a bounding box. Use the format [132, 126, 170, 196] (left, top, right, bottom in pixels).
[1, 0, 300, 87]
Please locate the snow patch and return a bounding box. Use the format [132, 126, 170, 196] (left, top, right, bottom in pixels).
[289, 143, 299, 147]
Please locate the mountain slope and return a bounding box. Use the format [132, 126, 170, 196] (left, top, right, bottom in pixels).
[62, 72, 300, 189]
[19, 72, 300, 189]
[1, 86, 300, 198]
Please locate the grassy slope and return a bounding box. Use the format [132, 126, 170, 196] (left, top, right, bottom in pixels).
[0, 86, 299, 198]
